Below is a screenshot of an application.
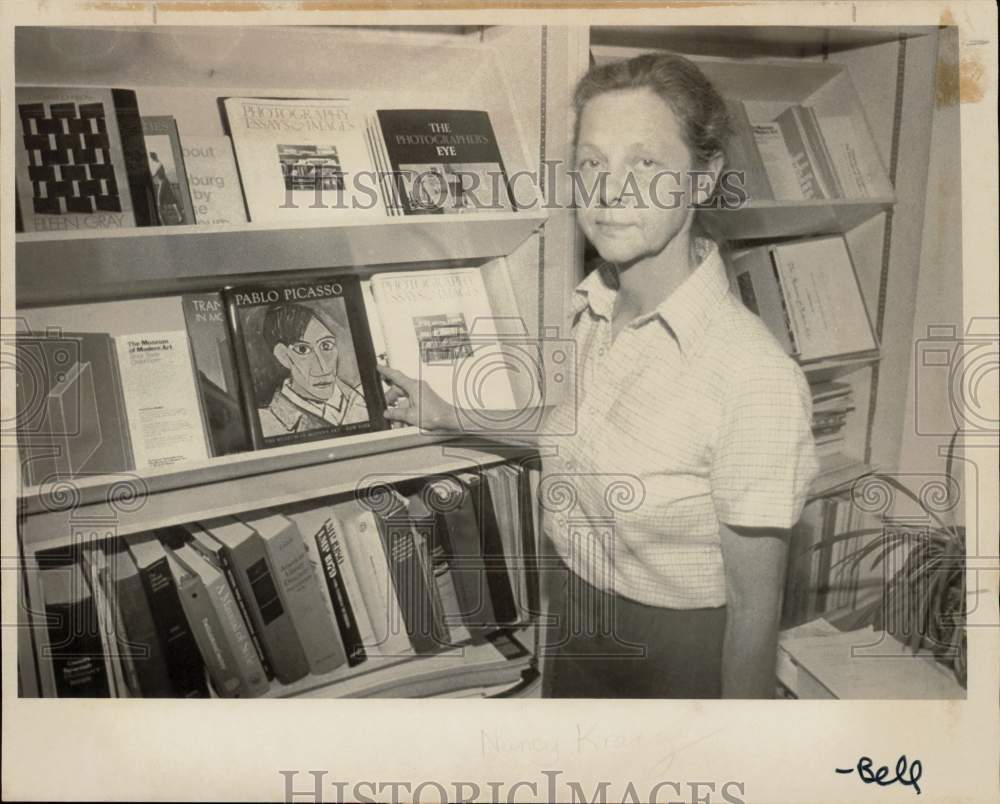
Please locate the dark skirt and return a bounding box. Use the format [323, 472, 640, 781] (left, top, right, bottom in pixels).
[540, 562, 727, 698]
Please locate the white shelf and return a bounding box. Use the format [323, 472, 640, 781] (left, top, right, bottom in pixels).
[16, 212, 546, 306]
[707, 199, 893, 241]
[19, 437, 535, 550]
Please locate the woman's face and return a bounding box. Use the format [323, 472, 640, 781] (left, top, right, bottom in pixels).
[574, 87, 698, 266]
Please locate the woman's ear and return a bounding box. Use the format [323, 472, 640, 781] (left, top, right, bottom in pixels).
[273, 342, 291, 370]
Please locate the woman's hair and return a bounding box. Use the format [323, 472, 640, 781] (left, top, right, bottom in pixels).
[573, 52, 732, 172]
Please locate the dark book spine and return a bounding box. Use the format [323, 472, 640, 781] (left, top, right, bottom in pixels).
[465, 474, 518, 624]
[115, 571, 175, 697]
[377, 516, 439, 654]
[111, 89, 156, 227]
[236, 542, 309, 684]
[314, 526, 366, 666]
[436, 502, 495, 640]
[137, 557, 208, 697]
[214, 549, 274, 680]
[222, 292, 266, 450]
[516, 464, 541, 619]
[45, 585, 110, 698]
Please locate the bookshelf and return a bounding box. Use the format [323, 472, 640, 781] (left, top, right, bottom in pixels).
[578, 27, 942, 626]
[14, 24, 572, 699]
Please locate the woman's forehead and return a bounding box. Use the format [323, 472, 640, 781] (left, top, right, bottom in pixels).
[577, 88, 686, 147]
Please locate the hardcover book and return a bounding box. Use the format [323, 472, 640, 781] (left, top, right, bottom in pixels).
[722, 99, 774, 203]
[368, 267, 517, 412]
[141, 115, 196, 225]
[284, 499, 371, 666]
[179, 135, 249, 224]
[771, 105, 830, 200]
[15, 331, 133, 486]
[238, 510, 348, 676]
[81, 546, 129, 697]
[108, 545, 176, 697]
[14, 86, 155, 232]
[373, 109, 515, 215]
[126, 532, 209, 698]
[196, 515, 308, 684]
[750, 122, 806, 201]
[181, 292, 251, 456]
[37, 562, 111, 697]
[221, 96, 379, 222]
[225, 275, 386, 450]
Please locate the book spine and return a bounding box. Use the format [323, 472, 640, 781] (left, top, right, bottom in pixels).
[101, 567, 141, 697]
[222, 291, 266, 451]
[767, 250, 801, 357]
[114, 569, 175, 697]
[436, 500, 496, 640]
[344, 510, 413, 658]
[137, 557, 208, 697]
[314, 522, 367, 665]
[723, 99, 774, 201]
[42, 569, 111, 698]
[232, 540, 309, 685]
[326, 516, 382, 658]
[517, 464, 541, 619]
[111, 89, 156, 227]
[463, 473, 518, 624]
[204, 572, 269, 697]
[84, 557, 126, 696]
[211, 548, 274, 681]
[377, 515, 440, 654]
[801, 107, 843, 198]
[773, 108, 826, 200]
[411, 526, 450, 648]
[262, 522, 347, 675]
[173, 569, 243, 698]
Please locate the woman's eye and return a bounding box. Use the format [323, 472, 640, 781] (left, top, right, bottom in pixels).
[318, 340, 337, 352]
[578, 158, 601, 170]
[291, 344, 310, 356]
[638, 158, 658, 169]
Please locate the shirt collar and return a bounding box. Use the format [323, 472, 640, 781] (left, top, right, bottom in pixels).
[572, 240, 730, 355]
[280, 378, 349, 424]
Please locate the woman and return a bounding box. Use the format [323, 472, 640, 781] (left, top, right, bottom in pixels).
[378, 53, 818, 699]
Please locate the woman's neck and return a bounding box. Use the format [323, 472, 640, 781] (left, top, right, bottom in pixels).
[612, 228, 699, 320]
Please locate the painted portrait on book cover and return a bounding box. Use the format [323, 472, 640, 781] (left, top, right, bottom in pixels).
[239, 298, 369, 440]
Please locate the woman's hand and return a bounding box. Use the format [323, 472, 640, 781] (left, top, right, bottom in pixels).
[377, 364, 459, 432]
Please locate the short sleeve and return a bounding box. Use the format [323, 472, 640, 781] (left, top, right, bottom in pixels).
[710, 358, 819, 529]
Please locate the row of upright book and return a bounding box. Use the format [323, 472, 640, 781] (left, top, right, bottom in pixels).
[27, 464, 539, 698]
[725, 99, 886, 202]
[14, 86, 516, 234]
[16, 265, 520, 486]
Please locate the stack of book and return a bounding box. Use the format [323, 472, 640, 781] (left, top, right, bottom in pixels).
[724, 98, 881, 202]
[810, 380, 855, 462]
[29, 465, 538, 698]
[14, 85, 517, 234]
[16, 264, 523, 485]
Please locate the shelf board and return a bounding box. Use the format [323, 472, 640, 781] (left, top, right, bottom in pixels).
[706, 198, 893, 241]
[19, 436, 533, 550]
[808, 456, 876, 499]
[16, 211, 546, 306]
[802, 352, 880, 382]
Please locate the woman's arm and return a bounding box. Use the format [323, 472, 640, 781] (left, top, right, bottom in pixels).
[719, 522, 789, 699]
[376, 365, 546, 447]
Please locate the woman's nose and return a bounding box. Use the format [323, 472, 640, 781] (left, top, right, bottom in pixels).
[601, 166, 629, 207]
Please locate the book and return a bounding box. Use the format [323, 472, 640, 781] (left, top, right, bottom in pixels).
[221, 96, 379, 223]
[20, 298, 215, 471]
[237, 511, 347, 675]
[770, 236, 878, 362]
[162, 546, 243, 698]
[180, 293, 251, 456]
[196, 515, 308, 684]
[80, 546, 128, 697]
[368, 267, 518, 412]
[107, 545, 176, 697]
[816, 115, 878, 198]
[36, 562, 111, 697]
[169, 541, 270, 697]
[141, 115, 196, 225]
[179, 135, 249, 224]
[283, 500, 369, 665]
[772, 105, 830, 199]
[225, 275, 387, 450]
[340, 502, 415, 658]
[14, 86, 155, 232]
[732, 236, 877, 363]
[373, 491, 447, 654]
[372, 109, 515, 215]
[126, 532, 209, 697]
[15, 331, 133, 486]
[722, 99, 774, 203]
[750, 122, 806, 201]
